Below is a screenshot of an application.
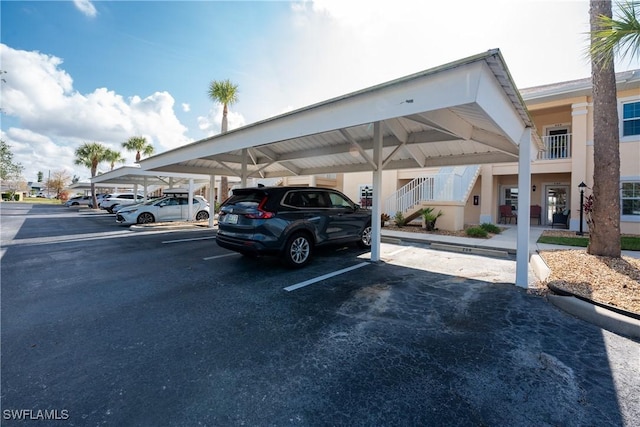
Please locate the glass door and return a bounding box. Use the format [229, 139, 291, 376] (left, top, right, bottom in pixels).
[545, 185, 569, 225]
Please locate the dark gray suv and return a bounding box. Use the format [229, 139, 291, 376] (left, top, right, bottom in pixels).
[216, 186, 372, 267]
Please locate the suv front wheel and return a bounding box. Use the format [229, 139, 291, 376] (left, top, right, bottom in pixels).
[283, 232, 312, 268]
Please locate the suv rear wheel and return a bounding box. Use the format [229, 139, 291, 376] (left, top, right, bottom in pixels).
[283, 232, 312, 268]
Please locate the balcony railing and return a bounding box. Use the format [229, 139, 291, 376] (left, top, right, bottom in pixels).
[538, 134, 572, 160]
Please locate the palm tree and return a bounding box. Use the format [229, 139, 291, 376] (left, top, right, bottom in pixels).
[587, 0, 639, 257]
[104, 149, 126, 170]
[74, 142, 108, 209]
[122, 136, 154, 163]
[207, 79, 239, 200]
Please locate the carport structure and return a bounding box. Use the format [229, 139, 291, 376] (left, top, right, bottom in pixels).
[141, 50, 543, 287]
[91, 166, 214, 224]
[91, 166, 212, 194]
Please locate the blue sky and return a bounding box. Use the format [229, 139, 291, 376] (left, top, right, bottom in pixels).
[1, 0, 638, 183]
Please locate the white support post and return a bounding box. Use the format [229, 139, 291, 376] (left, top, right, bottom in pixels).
[209, 175, 216, 228]
[188, 178, 194, 221]
[241, 148, 248, 187]
[516, 128, 532, 288]
[371, 121, 383, 262]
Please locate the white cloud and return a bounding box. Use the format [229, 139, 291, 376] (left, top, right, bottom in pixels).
[73, 0, 97, 18]
[182, 103, 190, 112]
[0, 43, 192, 181]
[286, 0, 595, 90]
[1, 127, 77, 183]
[197, 104, 246, 137]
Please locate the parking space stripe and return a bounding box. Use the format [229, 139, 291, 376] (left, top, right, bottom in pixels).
[284, 262, 370, 292]
[202, 253, 238, 261]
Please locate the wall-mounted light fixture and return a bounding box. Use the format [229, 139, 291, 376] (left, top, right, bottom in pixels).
[532, 185, 537, 192]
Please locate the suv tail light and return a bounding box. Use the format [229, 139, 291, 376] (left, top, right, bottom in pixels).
[245, 196, 274, 219]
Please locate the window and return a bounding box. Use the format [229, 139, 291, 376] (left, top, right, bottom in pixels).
[503, 187, 518, 211]
[283, 191, 328, 208]
[621, 182, 640, 216]
[622, 101, 640, 137]
[328, 192, 352, 208]
[359, 185, 373, 207]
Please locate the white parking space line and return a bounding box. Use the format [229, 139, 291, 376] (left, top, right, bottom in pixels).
[203, 253, 239, 261]
[284, 262, 370, 292]
[162, 236, 217, 244]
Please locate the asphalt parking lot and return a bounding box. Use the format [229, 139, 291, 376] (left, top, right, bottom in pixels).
[2, 203, 639, 426]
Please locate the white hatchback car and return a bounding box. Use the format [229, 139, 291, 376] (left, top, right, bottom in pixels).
[115, 195, 210, 225]
[99, 193, 145, 213]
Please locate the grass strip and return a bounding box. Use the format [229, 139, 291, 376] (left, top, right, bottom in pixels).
[538, 235, 640, 251]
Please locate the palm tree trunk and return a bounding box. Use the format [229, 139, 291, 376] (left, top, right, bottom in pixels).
[136, 151, 141, 162]
[90, 164, 98, 209]
[588, 0, 621, 257]
[220, 102, 229, 198]
[222, 103, 229, 133]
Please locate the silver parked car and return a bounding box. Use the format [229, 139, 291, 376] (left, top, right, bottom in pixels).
[64, 196, 92, 207]
[115, 195, 210, 225]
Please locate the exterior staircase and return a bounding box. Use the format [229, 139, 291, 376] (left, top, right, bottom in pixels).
[384, 165, 481, 222]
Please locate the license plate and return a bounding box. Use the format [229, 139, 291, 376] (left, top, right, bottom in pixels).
[224, 214, 238, 224]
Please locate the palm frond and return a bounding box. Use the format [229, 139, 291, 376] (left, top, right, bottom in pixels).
[207, 79, 239, 106]
[590, 1, 640, 68]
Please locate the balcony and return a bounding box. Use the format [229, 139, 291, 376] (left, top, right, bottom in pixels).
[538, 134, 572, 160]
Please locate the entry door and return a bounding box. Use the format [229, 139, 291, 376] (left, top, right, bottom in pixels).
[545, 185, 569, 225]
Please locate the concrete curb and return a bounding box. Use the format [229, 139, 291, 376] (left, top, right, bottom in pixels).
[130, 223, 213, 231]
[529, 253, 551, 282]
[548, 295, 640, 340]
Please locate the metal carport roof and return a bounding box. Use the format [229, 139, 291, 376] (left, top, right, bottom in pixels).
[91, 166, 212, 188]
[139, 49, 542, 287]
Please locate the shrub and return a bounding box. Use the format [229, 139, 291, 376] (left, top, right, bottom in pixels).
[420, 207, 443, 231]
[465, 227, 488, 238]
[394, 211, 406, 227]
[480, 223, 501, 234]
